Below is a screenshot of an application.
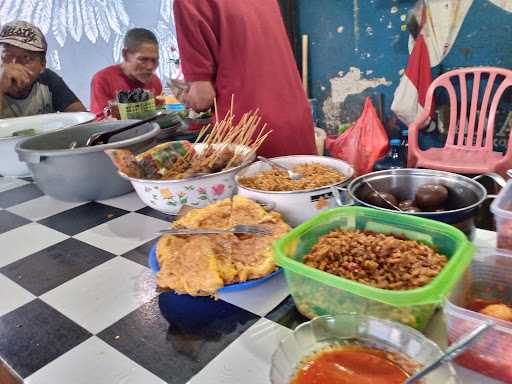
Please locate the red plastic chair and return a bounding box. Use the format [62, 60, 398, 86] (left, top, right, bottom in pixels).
[408, 67, 512, 176]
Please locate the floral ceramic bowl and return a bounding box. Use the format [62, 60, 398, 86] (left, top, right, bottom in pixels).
[119, 144, 255, 214]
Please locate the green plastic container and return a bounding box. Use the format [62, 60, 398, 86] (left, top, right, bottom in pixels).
[273, 206, 475, 330]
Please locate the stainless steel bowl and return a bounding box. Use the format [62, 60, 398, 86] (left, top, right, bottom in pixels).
[334, 169, 504, 239]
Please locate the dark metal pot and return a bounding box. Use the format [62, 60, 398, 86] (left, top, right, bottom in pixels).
[332, 169, 505, 239]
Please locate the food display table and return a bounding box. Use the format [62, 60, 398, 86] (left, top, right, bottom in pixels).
[0, 177, 503, 384]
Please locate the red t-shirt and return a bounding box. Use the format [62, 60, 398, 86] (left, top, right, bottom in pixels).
[173, 0, 316, 157]
[90, 64, 162, 118]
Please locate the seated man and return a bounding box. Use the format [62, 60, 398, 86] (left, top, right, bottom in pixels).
[0, 21, 86, 119]
[90, 28, 162, 118]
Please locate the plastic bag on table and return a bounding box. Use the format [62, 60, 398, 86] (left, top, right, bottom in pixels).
[326, 97, 389, 176]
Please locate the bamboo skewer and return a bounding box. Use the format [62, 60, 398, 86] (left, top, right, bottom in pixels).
[181, 96, 272, 174]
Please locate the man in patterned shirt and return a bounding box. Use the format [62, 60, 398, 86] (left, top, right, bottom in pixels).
[0, 20, 86, 119]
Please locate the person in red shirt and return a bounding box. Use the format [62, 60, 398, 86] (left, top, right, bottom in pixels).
[173, 0, 316, 158]
[90, 28, 163, 118]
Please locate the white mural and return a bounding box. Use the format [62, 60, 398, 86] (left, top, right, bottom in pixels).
[0, 0, 180, 86]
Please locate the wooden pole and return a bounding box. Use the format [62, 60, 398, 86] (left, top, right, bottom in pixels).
[302, 34, 309, 97]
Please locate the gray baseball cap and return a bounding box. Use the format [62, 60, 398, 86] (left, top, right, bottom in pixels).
[0, 20, 47, 53]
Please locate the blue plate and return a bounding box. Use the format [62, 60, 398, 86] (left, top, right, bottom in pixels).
[148, 244, 282, 292]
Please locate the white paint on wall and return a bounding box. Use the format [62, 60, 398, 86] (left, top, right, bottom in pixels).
[487, 0, 512, 12]
[328, 67, 391, 104]
[408, 0, 473, 67]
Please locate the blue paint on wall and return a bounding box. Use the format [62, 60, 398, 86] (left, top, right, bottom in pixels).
[298, 0, 415, 129]
[298, 0, 512, 132]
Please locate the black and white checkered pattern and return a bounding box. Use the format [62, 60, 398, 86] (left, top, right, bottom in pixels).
[0, 177, 501, 384]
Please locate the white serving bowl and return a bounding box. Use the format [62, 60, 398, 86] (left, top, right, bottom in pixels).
[235, 155, 354, 227]
[0, 112, 95, 177]
[120, 143, 255, 214]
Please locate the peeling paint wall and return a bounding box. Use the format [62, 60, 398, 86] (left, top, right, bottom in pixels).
[298, 0, 413, 132]
[323, 67, 391, 130]
[298, 0, 512, 133]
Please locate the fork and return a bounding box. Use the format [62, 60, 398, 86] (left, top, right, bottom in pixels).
[157, 224, 272, 236]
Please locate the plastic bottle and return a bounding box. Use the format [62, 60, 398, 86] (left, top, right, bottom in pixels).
[373, 139, 405, 171]
[401, 129, 409, 165]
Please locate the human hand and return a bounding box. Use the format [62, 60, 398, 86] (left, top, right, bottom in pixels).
[0, 63, 33, 93]
[183, 81, 215, 112]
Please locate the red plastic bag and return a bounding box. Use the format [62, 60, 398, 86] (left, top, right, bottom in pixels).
[326, 97, 389, 176]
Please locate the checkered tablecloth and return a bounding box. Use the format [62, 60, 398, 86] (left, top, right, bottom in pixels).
[0, 177, 502, 384]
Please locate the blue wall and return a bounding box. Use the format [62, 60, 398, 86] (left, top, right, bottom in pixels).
[298, 0, 512, 132]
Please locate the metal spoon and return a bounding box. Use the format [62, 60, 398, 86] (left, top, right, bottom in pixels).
[363, 181, 403, 212]
[257, 156, 303, 180]
[405, 321, 494, 384]
[85, 111, 166, 146]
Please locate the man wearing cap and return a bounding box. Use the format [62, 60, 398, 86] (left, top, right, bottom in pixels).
[0, 21, 86, 119]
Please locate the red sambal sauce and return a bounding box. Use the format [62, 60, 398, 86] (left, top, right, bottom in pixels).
[290, 345, 415, 384]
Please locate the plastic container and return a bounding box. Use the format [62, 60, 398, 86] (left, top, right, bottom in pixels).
[273, 206, 474, 330]
[373, 138, 405, 171]
[271, 314, 460, 384]
[118, 98, 156, 120]
[401, 129, 409, 164]
[491, 181, 512, 250]
[444, 247, 512, 383]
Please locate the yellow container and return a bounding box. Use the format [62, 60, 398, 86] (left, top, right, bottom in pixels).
[118, 98, 156, 120]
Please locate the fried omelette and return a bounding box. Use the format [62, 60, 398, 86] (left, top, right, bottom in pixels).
[156, 196, 290, 296]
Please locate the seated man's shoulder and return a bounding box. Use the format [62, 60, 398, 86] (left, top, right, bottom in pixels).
[93, 64, 121, 81]
[37, 68, 68, 87]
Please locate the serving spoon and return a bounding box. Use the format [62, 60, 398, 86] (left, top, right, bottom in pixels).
[404, 321, 494, 383]
[85, 111, 166, 147]
[363, 180, 404, 212]
[257, 156, 303, 180]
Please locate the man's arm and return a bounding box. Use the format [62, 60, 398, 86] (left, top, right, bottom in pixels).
[183, 81, 215, 112]
[43, 70, 85, 113]
[173, 0, 220, 112]
[90, 73, 113, 118]
[64, 100, 87, 113]
[0, 64, 33, 113]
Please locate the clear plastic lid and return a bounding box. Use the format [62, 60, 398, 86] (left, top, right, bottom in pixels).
[491, 180, 512, 219]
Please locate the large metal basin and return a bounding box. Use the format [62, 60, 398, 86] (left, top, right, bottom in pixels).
[16, 120, 160, 202]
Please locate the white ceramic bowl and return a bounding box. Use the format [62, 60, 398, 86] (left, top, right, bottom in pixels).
[235, 155, 354, 227]
[271, 314, 460, 384]
[120, 143, 255, 214]
[0, 112, 95, 177]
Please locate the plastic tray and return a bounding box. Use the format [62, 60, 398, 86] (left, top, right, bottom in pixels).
[444, 247, 512, 383]
[491, 181, 512, 250]
[148, 244, 282, 292]
[273, 206, 474, 330]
